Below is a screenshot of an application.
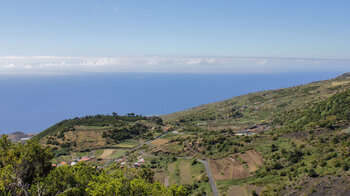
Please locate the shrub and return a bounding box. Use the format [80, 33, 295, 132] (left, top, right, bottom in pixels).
[308, 169, 318, 177]
[191, 159, 198, 165]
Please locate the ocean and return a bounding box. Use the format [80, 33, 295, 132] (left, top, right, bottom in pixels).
[0, 72, 342, 134]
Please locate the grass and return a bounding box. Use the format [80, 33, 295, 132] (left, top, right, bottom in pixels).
[217, 175, 281, 188]
[178, 159, 192, 184]
[168, 159, 194, 184]
[168, 161, 180, 184]
[110, 150, 127, 159]
[191, 159, 206, 176]
[94, 149, 104, 157]
[163, 143, 185, 155]
[113, 139, 139, 148]
[73, 152, 91, 159]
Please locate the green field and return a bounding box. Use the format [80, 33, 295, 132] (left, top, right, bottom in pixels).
[113, 139, 139, 148]
[110, 150, 127, 159]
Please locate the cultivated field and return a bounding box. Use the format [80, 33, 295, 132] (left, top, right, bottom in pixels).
[150, 138, 169, 146]
[210, 150, 263, 180]
[99, 149, 114, 159]
[239, 150, 264, 172]
[59, 128, 107, 150]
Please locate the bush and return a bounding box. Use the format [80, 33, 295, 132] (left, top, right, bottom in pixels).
[252, 189, 259, 196]
[308, 169, 318, 177]
[60, 142, 71, 148]
[202, 176, 209, 182]
[191, 159, 198, 165]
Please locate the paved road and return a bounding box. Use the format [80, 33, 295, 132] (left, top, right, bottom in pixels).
[199, 160, 219, 196]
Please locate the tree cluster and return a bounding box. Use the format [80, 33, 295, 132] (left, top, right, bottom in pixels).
[0, 135, 188, 196]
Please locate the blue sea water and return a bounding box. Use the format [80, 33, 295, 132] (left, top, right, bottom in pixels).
[0, 72, 343, 134]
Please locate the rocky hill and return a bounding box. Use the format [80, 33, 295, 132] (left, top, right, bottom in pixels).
[7, 131, 36, 143]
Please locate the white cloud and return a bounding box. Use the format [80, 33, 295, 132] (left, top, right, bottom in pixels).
[258, 60, 268, 65]
[0, 56, 348, 75]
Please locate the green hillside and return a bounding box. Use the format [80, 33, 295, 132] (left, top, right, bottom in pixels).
[280, 88, 350, 133]
[35, 114, 151, 140]
[150, 86, 350, 195]
[34, 114, 164, 157]
[156, 73, 350, 195]
[163, 72, 350, 131]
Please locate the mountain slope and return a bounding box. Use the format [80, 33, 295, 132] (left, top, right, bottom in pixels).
[34, 114, 164, 156]
[158, 73, 350, 195]
[162, 72, 350, 131]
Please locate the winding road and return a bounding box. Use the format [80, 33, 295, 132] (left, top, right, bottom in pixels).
[198, 160, 219, 196]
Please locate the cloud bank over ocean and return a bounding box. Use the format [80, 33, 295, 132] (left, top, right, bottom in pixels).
[0, 56, 348, 75]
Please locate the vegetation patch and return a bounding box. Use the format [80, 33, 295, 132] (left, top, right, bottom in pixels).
[151, 138, 169, 146]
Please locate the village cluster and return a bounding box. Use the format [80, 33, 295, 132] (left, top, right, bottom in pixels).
[53, 154, 147, 169]
[53, 156, 94, 167]
[116, 155, 145, 168]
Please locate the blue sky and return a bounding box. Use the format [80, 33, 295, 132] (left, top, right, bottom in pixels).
[0, 0, 349, 73]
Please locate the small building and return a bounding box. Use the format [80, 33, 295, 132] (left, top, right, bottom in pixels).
[116, 158, 125, 163]
[78, 157, 92, 162]
[71, 161, 77, 166]
[235, 130, 256, 136]
[134, 162, 142, 167]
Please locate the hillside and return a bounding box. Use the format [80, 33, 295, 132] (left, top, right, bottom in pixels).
[34, 114, 165, 157]
[140, 88, 349, 195]
[163, 72, 350, 131]
[153, 73, 350, 195]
